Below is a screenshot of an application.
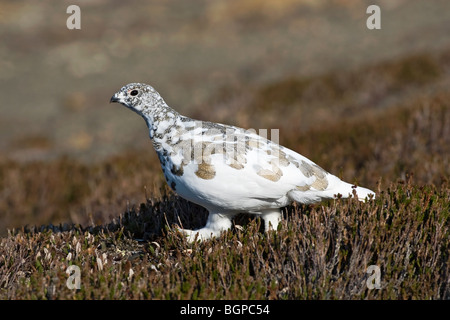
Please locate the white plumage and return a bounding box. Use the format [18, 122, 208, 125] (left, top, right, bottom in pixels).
[111, 83, 375, 241]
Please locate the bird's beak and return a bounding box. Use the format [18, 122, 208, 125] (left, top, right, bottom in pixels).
[110, 94, 120, 103]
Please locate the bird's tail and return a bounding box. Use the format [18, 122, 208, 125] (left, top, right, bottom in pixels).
[288, 174, 376, 204]
[327, 176, 376, 201]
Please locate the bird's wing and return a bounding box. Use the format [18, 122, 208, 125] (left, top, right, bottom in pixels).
[190, 123, 330, 194]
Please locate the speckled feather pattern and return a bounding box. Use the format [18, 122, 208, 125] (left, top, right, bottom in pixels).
[111, 83, 375, 241]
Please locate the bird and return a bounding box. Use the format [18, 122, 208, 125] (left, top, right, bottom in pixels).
[110, 83, 375, 242]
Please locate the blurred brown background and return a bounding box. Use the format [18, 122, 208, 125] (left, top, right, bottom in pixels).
[0, 0, 449, 234]
[1, 0, 449, 162]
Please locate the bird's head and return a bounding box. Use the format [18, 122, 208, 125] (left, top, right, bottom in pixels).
[110, 83, 164, 114]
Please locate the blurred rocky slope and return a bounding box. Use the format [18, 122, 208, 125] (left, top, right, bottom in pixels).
[1, 0, 450, 162]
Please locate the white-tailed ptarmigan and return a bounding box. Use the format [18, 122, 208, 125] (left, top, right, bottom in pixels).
[111, 83, 375, 242]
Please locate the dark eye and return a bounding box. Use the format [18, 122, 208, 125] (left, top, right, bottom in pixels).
[130, 89, 139, 96]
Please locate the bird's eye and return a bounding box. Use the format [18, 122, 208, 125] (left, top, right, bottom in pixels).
[130, 89, 139, 96]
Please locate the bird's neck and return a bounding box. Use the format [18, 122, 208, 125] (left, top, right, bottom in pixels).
[140, 103, 182, 152]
